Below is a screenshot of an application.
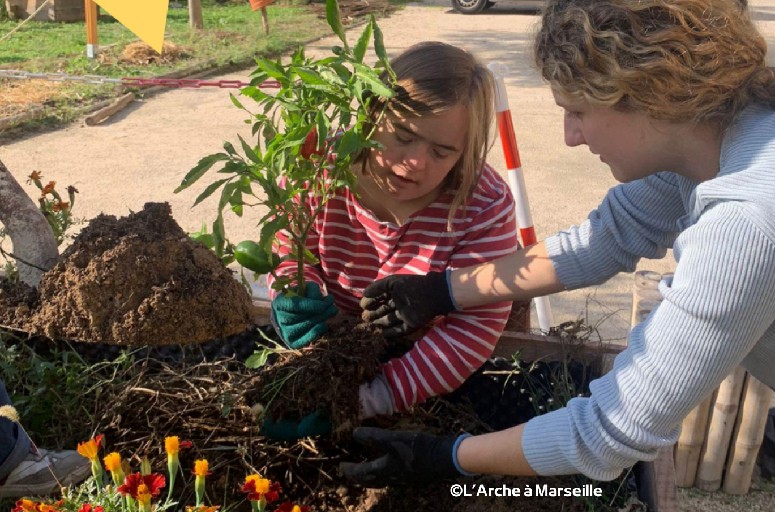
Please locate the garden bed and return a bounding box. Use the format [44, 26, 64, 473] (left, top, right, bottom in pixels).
[1, 321, 663, 511]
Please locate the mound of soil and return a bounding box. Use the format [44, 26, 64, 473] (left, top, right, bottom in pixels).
[0, 202, 253, 345]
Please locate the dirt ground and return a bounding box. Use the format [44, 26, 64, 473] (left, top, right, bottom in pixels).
[2, 0, 775, 510]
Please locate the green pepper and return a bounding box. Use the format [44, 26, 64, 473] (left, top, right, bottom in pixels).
[234, 241, 280, 274]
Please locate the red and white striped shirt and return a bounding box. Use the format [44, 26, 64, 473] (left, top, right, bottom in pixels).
[268, 164, 518, 411]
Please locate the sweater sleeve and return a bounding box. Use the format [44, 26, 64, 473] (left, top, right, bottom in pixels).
[545, 173, 687, 290]
[380, 189, 519, 411]
[522, 203, 775, 480]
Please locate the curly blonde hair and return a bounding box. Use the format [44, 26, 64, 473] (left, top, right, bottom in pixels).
[535, 0, 775, 127]
[361, 41, 496, 227]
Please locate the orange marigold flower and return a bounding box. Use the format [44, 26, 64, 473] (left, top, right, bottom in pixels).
[37, 505, 59, 512]
[40, 181, 56, 196]
[27, 171, 42, 182]
[11, 499, 38, 512]
[103, 452, 122, 472]
[117, 472, 166, 500]
[77, 434, 104, 460]
[165, 436, 192, 456]
[193, 459, 211, 477]
[184, 507, 220, 512]
[242, 474, 280, 503]
[51, 201, 69, 212]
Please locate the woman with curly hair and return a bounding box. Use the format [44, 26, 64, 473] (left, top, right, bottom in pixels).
[344, 0, 775, 484]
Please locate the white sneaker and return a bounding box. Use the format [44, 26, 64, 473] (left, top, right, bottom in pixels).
[0, 448, 90, 498]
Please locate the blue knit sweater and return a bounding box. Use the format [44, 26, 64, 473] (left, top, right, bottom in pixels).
[522, 104, 775, 480]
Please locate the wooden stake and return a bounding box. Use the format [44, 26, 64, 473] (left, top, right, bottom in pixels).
[261, 6, 269, 35]
[695, 366, 747, 491]
[674, 391, 715, 487]
[189, 0, 204, 30]
[723, 373, 775, 494]
[84, 0, 99, 59]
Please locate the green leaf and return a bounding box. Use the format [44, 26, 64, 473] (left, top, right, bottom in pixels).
[230, 93, 245, 110]
[294, 67, 328, 87]
[337, 130, 362, 158]
[372, 16, 394, 80]
[238, 135, 261, 164]
[175, 153, 229, 193]
[325, 0, 349, 52]
[255, 57, 286, 81]
[212, 214, 226, 258]
[245, 347, 272, 369]
[354, 64, 393, 98]
[192, 178, 229, 208]
[354, 20, 373, 63]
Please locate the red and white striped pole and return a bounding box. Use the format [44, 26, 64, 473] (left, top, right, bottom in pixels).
[489, 63, 554, 332]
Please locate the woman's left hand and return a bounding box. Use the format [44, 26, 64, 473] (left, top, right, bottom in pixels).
[340, 427, 463, 487]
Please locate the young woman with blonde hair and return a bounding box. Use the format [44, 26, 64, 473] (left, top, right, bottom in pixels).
[262, 41, 524, 439]
[347, 0, 775, 483]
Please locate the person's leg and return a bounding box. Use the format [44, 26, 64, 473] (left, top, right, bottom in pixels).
[0, 378, 31, 481]
[0, 378, 90, 497]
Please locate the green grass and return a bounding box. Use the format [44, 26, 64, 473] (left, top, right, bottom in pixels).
[0, 0, 398, 135]
[1, 2, 331, 74]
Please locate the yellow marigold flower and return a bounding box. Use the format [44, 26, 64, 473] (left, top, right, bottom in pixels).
[76, 434, 103, 461]
[193, 459, 210, 477]
[245, 474, 270, 494]
[103, 452, 122, 472]
[165, 436, 180, 455]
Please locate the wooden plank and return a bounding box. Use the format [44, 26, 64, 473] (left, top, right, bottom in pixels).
[83, 92, 134, 126]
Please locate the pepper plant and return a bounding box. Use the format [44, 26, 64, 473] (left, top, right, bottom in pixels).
[176, 0, 395, 298]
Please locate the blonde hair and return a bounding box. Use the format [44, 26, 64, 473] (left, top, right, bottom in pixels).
[363, 41, 496, 226]
[535, 0, 775, 128]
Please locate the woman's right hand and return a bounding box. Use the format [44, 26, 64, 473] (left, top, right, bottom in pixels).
[360, 271, 457, 337]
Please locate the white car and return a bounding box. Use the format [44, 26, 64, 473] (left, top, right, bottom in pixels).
[450, 0, 542, 14]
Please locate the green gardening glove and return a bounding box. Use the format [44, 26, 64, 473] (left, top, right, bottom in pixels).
[271, 282, 338, 349]
[261, 410, 332, 441]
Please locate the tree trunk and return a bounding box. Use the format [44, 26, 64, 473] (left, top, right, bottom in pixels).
[0, 159, 58, 287]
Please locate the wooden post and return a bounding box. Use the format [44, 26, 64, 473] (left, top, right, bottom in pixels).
[695, 366, 747, 491]
[723, 373, 775, 494]
[261, 6, 269, 35]
[674, 392, 715, 487]
[84, 0, 99, 59]
[189, 0, 203, 30]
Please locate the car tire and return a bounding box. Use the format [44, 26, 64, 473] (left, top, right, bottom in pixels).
[451, 0, 489, 14]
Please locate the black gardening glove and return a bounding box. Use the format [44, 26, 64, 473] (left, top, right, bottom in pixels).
[340, 427, 464, 488]
[359, 271, 456, 337]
